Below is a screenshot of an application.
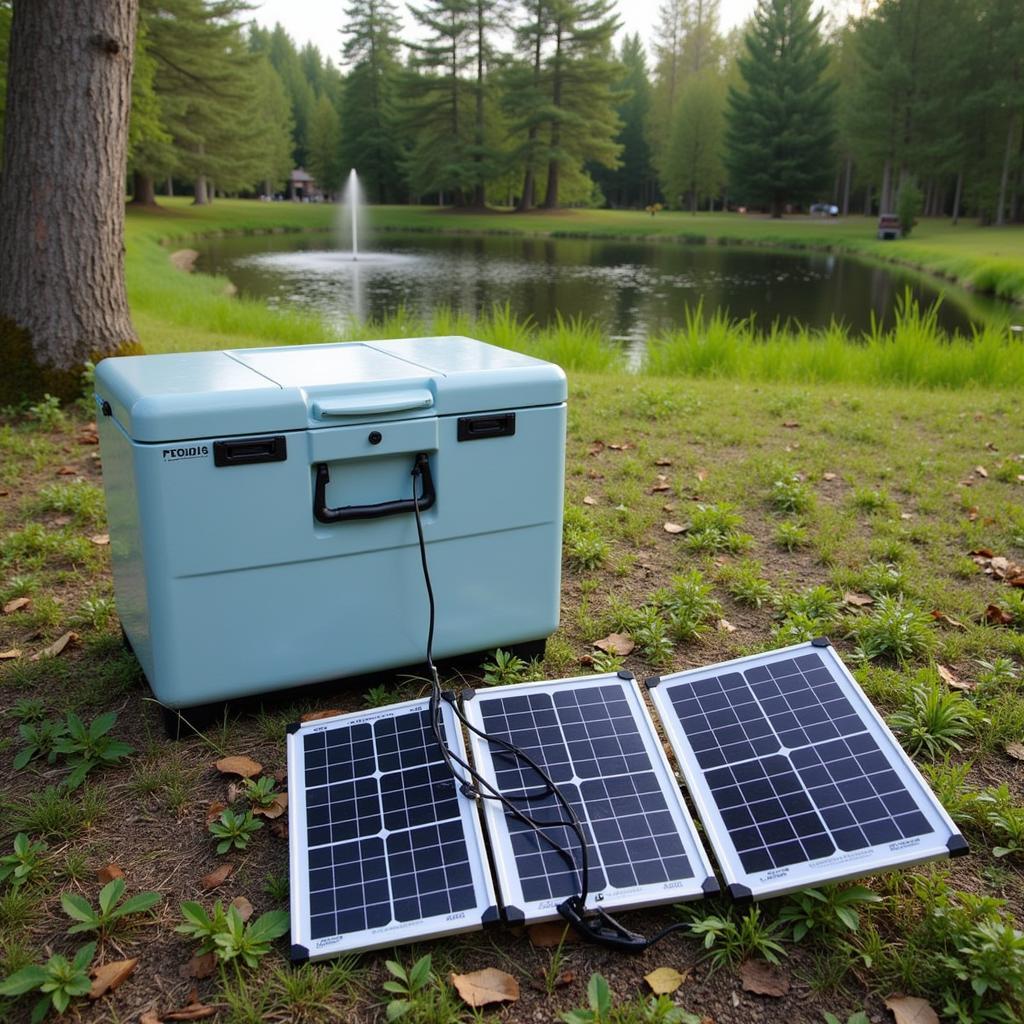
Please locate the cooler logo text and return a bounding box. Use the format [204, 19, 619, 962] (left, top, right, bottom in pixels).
[162, 445, 209, 462]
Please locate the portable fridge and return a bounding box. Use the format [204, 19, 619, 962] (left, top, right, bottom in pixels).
[94, 336, 567, 710]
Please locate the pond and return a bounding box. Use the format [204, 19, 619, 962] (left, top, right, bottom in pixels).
[192, 230, 1006, 344]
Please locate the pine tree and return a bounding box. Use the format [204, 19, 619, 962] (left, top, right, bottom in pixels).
[251, 56, 296, 196]
[308, 92, 344, 195]
[339, 0, 405, 202]
[0, 0, 12, 144]
[725, 0, 835, 217]
[665, 67, 725, 211]
[251, 24, 317, 167]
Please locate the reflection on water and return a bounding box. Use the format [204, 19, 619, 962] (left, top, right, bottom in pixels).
[193, 231, 1004, 342]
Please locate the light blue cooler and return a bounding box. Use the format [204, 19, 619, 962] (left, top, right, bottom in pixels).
[94, 337, 566, 711]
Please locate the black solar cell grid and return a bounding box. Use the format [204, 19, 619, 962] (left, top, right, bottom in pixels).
[478, 682, 694, 903]
[664, 651, 933, 873]
[301, 708, 478, 941]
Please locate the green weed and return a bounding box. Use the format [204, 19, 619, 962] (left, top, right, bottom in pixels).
[61, 878, 161, 939]
[685, 503, 751, 554]
[209, 808, 264, 854]
[717, 559, 774, 608]
[0, 941, 94, 1020]
[889, 678, 985, 758]
[851, 595, 935, 662]
[683, 906, 786, 970]
[774, 520, 810, 550]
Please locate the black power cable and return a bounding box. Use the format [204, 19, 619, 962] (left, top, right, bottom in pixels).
[409, 457, 697, 953]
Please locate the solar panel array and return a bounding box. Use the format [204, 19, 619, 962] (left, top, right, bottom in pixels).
[286, 699, 495, 961]
[462, 673, 716, 921]
[647, 641, 965, 899]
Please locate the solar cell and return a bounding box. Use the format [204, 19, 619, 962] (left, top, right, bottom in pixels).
[462, 672, 716, 922]
[286, 698, 496, 961]
[647, 640, 967, 899]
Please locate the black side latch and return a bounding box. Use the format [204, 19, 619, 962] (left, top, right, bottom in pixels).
[213, 435, 287, 467]
[457, 412, 516, 442]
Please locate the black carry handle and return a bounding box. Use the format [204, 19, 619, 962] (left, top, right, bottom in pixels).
[313, 452, 435, 524]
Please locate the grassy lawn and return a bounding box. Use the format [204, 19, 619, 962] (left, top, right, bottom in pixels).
[2, 373, 1023, 1022]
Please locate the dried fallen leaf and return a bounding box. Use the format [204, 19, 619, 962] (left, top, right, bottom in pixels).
[984, 604, 1014, 626]
[1005, 742, 1024, 762]
[140, 1010, 162, 1024]
[269, 818, 288, 840]
[583, 495, 598, 505]
[97, 863, 125, 884]
[77, 428, 100, 446]
[179, 952, 216, 981]
[200, 862, 233, 891]
[527, 921, 580, 947]
[740, 958, 790, 997]
[930, 610, 966, 630]
[299, 708, 343, 723]
[986, 442, 998, 452]
[717, 618, 737, 633]
[230, 896, 254, 922]
[644, 967, 686, 995]
[587, 440, 605, 456]
[782, 420, 800, 428]
[966, 508, 979, 522]
[654, 458, 673, 467]
[593, 633, 635, 656]
[89, 958, 138, 999]
[663, 522, 688, 534]
[56, 465, 78, 476]
[449, 968, 520, 1008]
[884, 994, 939, 1024]
[90, 533, 110, 546]
[974, 465, 988, 478]
[205, 801, 227, 824]
[214, 755, 262, 778]
[937, 664, 974, 692]
[695, 467, 708, 482]
[30, 631, 78, 661]
[607, 442, 632, 451]
[970, 547, 994, 558]
[0, 649, 21, 660]
[650, 474, 671, 493]
[844, 592, 874, 607]
[163, 1001, 215, 1021]
[2, 597, 30, 614]
[822, 472, 837, 481]
[252, 792, 288, 819]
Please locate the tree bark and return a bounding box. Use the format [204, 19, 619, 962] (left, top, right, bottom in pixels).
[880, 159, 892, 213]
[995, 114, 1020, 226]
[166, 176, 174, 197]
[0, 0, 140, 404]
[541, 20, 564, 209]
[129, 170, 157, 206]
[471, 0, 486, 208]
[194, 174, 209, 205]
[841, 155, 852, 216]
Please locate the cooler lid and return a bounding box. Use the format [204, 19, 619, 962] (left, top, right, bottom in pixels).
[95, 337, 566, 443]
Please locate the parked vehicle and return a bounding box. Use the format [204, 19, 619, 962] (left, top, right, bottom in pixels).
[877, 213, 902, 240]
[810, 202, 839, 217]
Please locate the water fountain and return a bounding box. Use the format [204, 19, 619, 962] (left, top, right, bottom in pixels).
[339, 168, 362, 261]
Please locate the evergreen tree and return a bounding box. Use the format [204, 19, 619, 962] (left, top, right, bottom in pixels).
[252, 55, 296, 195]
[725, 0, 835, 217]
[665, 67, 725, 210]
[308, 92, 344, 195]
[0, 0, 11, 145]
[339, 0, 405, 202]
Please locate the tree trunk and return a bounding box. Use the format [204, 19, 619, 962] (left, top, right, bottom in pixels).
[130, 170, 156, 206]
[863, 183, 872, 217]
[518, 158, 535, 212]
[472, 0, 486, 208]
[541, 20, 564, 210]
[194, 174, 209, 206]
[0, 0, 140, 404]
[996, 114, 1020, 226]
[166, 176, 174, 197]
[689, 189, 697, 214]
[880, 159, 892, 213]
[841, 155, 852, 216]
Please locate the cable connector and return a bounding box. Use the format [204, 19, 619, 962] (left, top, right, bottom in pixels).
[556, 897, 648, 952]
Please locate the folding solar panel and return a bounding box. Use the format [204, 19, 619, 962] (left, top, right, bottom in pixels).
[286, 699, 496, 961]
[647, 640, 967, 900]
[462, 672, 717, 922]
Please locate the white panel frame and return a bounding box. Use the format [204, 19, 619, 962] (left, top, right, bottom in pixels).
[462, 672, 716, 923]
[287, 697, 496, 960]
[648, 641, 965, 901]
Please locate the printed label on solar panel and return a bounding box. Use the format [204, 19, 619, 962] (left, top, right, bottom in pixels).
[286, 698, 496, 959]
[647, 641, 965, 900]
[462, 673, 716, 923]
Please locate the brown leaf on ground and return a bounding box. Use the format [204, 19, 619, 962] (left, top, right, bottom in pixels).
[930, 610, 966, 630]
[97, 863, 125, 884]
[579, 654, 595, 667]
[844, 592, 874, 607]
[717, 618, 737, 633]
[937, 665, 974, 692]
[30, 631, 78, 661]
[740, 959, 790, 997]
[644, 967, 687, 994]
[163, 998, 216, 1020]
[269, 818, 288, 840]
[583, 495, 598, 505]
[970, 547, 994, 558]
[593, 633, 635, 656]
[527, 921, 580, 947]
[200, 862, 233, 891]
[607, 442, 632, 451]
[2, 597, 31, 614]
[587, 440, 605, 456]
[89, 958, 138, 1000]
[56, 465, 78, 476]
[655, 458, 673, 466]
[179, 952, 216, 981]
[299, 708, 342, 723]
[1005, 742, 1024, 761]
[77, 427, 100, 446]
[822, 472, 837, 481]
[273, 768, 287, 785]
[90, 533, 110, 545]
[205, 801, 227, 824]
[650, 474, 671, 493]
[230, 896, 254, 922]
[966, 508, 979, 521]
[984, 604, 1014, 626]
[884, 994, 940, 1024]
[0, 649, 21, 660]
[974, 465, 988, 478]
[252, 793, 288, 819]
[782, 420, 800, 428]
[695, 468, 708, 482]
[663, 522, 688, 534]
[985, 442, 998, 451]
[449, 968, 520, 1008]
[214, 755, 262, 778]
[140, 1011, 162, 1024]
